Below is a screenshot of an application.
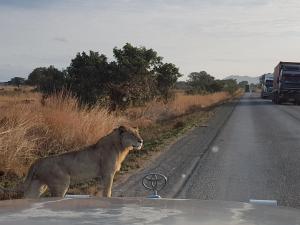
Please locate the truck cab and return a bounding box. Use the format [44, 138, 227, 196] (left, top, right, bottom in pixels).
[260, 73, 273, 99]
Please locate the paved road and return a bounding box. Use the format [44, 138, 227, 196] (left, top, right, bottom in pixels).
[115, 93, 300, 208]
[114, 99, 237, 198]
[177, 93, 300, 208]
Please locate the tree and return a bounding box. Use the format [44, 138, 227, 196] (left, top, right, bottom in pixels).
[156, 63, 182, 101]
[186, 72, 239, 95]
[9, 77, 25, 87]
[209, 79, 224, 92]
[222, 79, 238, 94]
[238, 80, 248, 88]
[187, 71, 215, 93]
[27, 68, 46, 85]
[28, 66, 66, 94]
[112, 43, 165, 105]
[67, 51, 112, 105]
[39, 66, 66, 94]
[113, 43, 163, 82]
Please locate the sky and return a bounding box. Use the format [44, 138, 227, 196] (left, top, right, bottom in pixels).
[1, 0, 300, 81]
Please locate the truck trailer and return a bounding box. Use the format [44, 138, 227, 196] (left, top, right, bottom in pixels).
[272, 62, 300, 104]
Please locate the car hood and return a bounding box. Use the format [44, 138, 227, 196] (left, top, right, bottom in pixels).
[0, 197, 299, 225]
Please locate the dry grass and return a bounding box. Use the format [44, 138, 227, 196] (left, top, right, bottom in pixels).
[0, 91, 126, 177]
[125, 91, 231, 126]
[0, 86, 233, 191]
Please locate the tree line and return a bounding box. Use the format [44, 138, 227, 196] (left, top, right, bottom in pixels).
[186, 71, 238, 95]
[27, 43, 181, 110]
[8, 43, 239, 110]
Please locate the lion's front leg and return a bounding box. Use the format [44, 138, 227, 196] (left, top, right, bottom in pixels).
[102, 173, 115, 197]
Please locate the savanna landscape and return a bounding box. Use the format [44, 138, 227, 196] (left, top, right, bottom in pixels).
[0, 43, 242, 199]
[3, 1, 300, 221]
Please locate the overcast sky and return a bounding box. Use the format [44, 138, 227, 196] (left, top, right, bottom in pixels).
[1, 0, 300, 81]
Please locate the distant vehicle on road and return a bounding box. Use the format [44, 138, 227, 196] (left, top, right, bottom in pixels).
[245, 84, 250, 92]
[272, 62, 300, 104]
[260, 73, 273, 99]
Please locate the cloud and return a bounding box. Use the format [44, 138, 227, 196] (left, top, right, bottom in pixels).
[53, 37, 68, 43]
[1, 0, 300, 80]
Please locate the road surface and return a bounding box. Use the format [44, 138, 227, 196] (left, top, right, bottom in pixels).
[115, 93, 300, 208]
[177, 93, 300, 208]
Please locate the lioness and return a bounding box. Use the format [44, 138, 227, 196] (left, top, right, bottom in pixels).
[5, 125, 143, 198]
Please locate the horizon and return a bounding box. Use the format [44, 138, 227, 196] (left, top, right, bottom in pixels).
[1, 0, 300, 82]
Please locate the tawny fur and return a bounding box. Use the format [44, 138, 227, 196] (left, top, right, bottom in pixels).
[14, 126, 143, 198]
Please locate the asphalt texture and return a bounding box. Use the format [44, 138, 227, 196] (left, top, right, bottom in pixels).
[114, 93, 300, 208]
[177, 93, 300, 208]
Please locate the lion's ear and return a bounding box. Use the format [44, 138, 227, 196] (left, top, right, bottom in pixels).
[118, 126, 126, 134]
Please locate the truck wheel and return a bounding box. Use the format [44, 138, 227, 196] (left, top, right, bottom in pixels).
[278, 98, 282, 104]
[274, 93, 278, 104]
[278, 94, 283, 104]
[275, 93, 281, 104]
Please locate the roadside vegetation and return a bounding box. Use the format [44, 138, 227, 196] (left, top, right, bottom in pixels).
[1, 43, 241, 198]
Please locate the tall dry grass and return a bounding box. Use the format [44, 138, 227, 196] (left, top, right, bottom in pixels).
[0, 92, 126, 176]
[0, 89, 232, 177]
[125, 91, 231, 126]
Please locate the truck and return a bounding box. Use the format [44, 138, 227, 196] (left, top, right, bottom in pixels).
[260, 73, 273, 99]
[245, 84, 250, 92]
[272, 61, 300, 104]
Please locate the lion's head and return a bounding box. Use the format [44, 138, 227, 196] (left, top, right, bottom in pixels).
[118, 125, 143, 150]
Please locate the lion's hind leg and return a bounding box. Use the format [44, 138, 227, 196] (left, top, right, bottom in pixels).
[24, 180, 47, 198]
[48, 176, 70, 198]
